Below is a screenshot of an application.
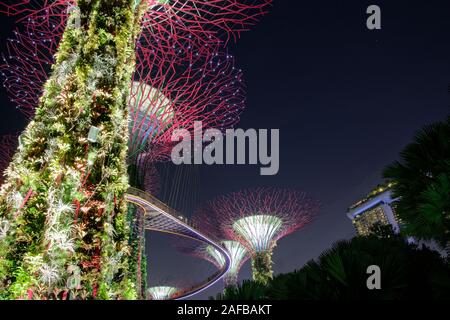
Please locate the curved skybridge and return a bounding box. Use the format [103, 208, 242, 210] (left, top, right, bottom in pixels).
[125, 187, 231, 300]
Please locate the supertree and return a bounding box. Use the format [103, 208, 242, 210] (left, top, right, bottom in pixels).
[176, 239, 249, 288]
[126, 50, 245, 298]
[127, 50, 245, 186]
[177, 209, 251, 288]
[1, 26, 246, 300]
[206, 188, 319, 285]
[1, 0, 271, 117]
[1, 3, 250, 188]
[147, 286, 178, 300]
[1, 13, 246, 298]
[220, 241, 249, 287]
[0, 0, 270, 300]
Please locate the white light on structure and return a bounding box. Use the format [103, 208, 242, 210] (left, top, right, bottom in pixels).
[205, 245, 226, 268]
[128, 82, 175, 154]
[222, 240, 248, 275]
[233, 215, 283, 252]
[130, 82, 174, 123]
[147, 286, 178, 300]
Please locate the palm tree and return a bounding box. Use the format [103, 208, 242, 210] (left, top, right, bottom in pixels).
[268, 236, 410, 300]
[383, 117, 450, 249]
[272, 236, 450, 299]
[214, 235, 450, 300]
[213, 280, 267, 300]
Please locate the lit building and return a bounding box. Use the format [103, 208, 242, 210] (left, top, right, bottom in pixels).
[346, 183, 401, 236]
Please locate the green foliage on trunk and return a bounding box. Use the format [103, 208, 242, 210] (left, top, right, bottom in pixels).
[127, 204, 147, 299]
[252, 251, 273, 285]
[0, 0, 148, 299]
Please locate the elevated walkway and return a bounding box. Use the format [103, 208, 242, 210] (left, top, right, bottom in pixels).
[125, 187, 230, 299]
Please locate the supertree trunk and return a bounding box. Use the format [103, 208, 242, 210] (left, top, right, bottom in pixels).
[0, 0, 148, 299]
[223, 274, 239, 289]
[251, 251, 274, 285]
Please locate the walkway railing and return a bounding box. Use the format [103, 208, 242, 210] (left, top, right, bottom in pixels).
[125, 188, 231, 300]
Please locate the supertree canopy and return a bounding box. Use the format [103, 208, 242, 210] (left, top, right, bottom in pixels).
[178, 212, 250, 287]
[1, 0, 272, 56]
[177, 241, 226, 269]
[1, 0, 269, 116]
[127, 50, 245, 186]
[206, 188, 319, 284]
[1, 13, 246, 155]
[147, 286, 178, 300]
[219, 240, 249, 287]
[0, 0, 270, 300]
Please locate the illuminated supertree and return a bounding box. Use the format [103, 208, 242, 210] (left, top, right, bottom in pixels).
[177, 209, 250, 287]
[206, 188, 319, 285]
[220, 241, 249, 287]
[1, 0, 271, 117]
[1, 28, 246, 299]
[177, 239, 249, 288]
[127, 51, 245, 185]
[0, 0, 270, 300]
[147, 286, 178, 300]
[1, 10, 246, 298]
[128, 47, 245, 295]
[1, 5, 247, 299]
[124, 50, 247, 299]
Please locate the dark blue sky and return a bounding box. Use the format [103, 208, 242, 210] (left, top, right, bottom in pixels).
[148, 0, 450, 299]
[1, 0, 449, 299]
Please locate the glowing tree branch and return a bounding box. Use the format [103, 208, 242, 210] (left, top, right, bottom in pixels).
[221, 240, 249, 287]
[1, 0, 272, 56]
[177, 240, 225, 268]
[206, 188, 319, 284]
[1, 0, 271, 116]
[127, 50, 245, 179]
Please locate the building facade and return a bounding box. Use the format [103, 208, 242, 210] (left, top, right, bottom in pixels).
[347, 184, 401, 236]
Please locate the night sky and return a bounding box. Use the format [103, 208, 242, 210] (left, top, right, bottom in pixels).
[1, 0, 449, 299]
